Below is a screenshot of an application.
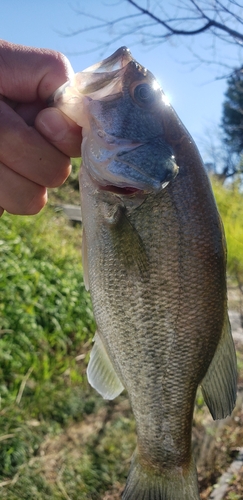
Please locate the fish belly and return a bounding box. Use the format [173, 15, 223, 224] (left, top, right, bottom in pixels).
[80, 164, 231, 499]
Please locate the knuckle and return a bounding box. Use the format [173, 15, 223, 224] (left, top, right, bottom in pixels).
[21, 186, 47, 215]
[46, 159, 71, 188]
[38, 50, 74, 99]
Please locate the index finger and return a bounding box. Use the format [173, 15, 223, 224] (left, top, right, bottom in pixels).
[0, 40, 73, 103]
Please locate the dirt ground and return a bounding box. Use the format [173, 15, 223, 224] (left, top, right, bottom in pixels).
[36, 285, 243, 499]
[35, 385, 243, 499]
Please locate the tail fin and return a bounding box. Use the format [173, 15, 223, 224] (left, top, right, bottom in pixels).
[122, 449, 200, 500]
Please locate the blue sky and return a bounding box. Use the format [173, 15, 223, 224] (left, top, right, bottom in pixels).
[1, 0, 241, 156]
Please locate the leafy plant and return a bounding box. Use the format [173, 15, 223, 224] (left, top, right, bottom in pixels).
[212, 177, 243, 288]
[0, 208, 95, 405]
[0, 178, 243, 498]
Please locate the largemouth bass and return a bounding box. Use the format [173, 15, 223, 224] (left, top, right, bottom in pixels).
[51, 47, 237, 500]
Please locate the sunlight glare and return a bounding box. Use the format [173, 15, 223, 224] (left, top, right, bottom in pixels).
[152, 79, 171, 106]
[162, 93, 170, 106]
[152, 79, 161, 91]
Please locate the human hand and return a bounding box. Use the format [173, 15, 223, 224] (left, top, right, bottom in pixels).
[0, 40, 82, 217]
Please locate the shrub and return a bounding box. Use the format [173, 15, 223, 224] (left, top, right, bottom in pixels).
[0, 208, 95, 404]
[212, 178, 243, 285]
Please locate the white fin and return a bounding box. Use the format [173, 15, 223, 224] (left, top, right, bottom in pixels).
[201, 312, 237, 420]
[87, 332, 124, 400]
[81, 228, 89, 291]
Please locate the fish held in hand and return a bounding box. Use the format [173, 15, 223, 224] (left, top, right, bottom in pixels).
[51, 47, 237, 500]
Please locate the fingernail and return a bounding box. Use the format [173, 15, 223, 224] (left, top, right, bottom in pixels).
[36, 108, 69, 141]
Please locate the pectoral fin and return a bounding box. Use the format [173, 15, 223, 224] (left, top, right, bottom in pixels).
[111, 208, 149, 279]
[87, 332, 124, 400]
[201, 312, 237, 420]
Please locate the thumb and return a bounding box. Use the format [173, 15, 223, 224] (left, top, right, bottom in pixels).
[35, 107, 82, 158]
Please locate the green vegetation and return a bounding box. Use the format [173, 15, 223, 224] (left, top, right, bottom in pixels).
[212, 177, 243, 287]
[222, 68, 243, 157]
[0, 204, 136, 499]
[0, 207, 94, 405]
[0, 174, 242, 499]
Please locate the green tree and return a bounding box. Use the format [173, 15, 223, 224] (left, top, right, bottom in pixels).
[222, 67, 243, 155]
[203, 68, 243, 180]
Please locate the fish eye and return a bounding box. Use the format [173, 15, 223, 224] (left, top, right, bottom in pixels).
[133, 83, 155, 106]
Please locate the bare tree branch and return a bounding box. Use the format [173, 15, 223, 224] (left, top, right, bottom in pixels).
[64, 1, 243, 74]
[127, 0, 214, 36]
[58, 11, 144, 38]
[127, 0, 243, 41]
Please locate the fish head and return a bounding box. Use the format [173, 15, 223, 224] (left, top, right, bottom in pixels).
[51, 47, 179, 198]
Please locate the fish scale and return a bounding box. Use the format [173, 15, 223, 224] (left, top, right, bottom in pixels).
[52, 46, 237, 499]
[82, 172, 216, 468]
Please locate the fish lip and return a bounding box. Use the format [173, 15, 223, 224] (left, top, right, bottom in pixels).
[91, 164, 177, 195]
[87, 164, 175, 197]
[98, 185, 144, 196]
[86, 171, 148, 198]
[83, 46, 133, 74]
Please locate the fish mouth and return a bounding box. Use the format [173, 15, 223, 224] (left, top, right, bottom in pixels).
[83, 46, 133, 73]
[50, 47, 179, 196]
[49, 47, 142, 109]
[99, 184, 142, 196]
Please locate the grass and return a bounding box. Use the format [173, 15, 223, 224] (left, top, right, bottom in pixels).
[212, 177, 243, 287]
[0, 199, 136, 499]
[0, 169, 242, 499]
[0, 206, 95, 403]
[0, 206, 98, 498]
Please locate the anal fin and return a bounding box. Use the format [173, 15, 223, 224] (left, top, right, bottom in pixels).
[201, 311, 237, 420]
[87, 332, 124, 400]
